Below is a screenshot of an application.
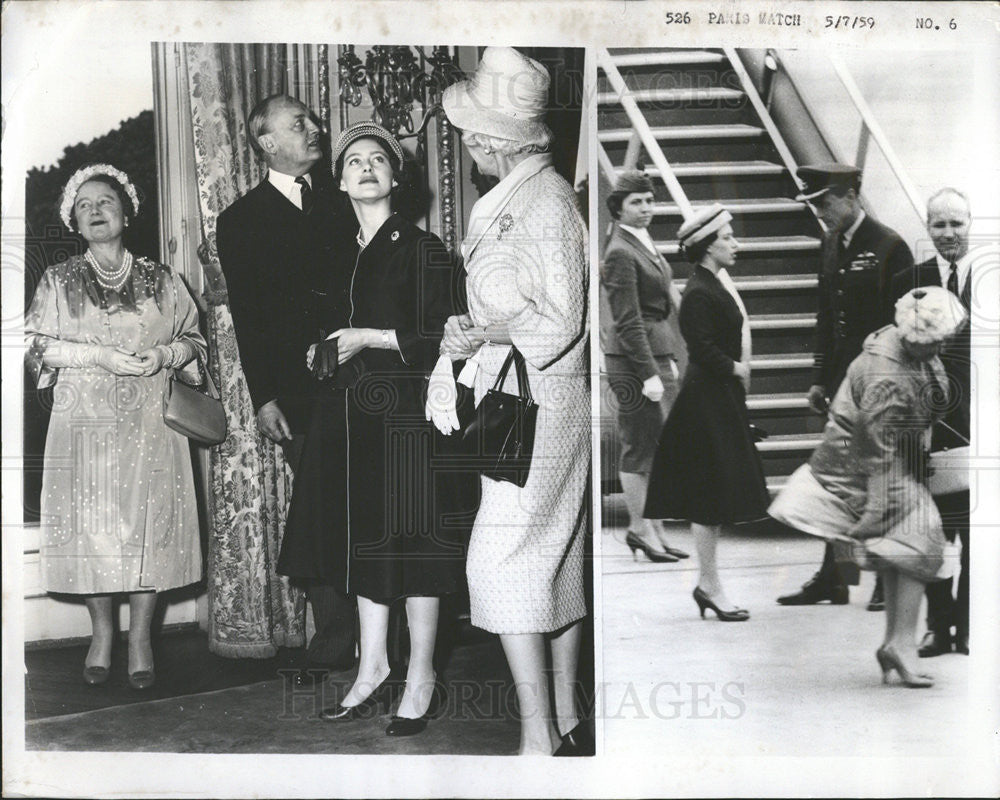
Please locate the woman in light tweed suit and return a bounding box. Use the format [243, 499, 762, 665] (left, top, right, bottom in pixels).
[430, 47, 591, 756]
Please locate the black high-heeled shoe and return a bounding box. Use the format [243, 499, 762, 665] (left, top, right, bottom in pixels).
[693, 586, 749, 622]
[625, 531, 679, 563]
[83, 665, 110, 686]
[553, 720, 595, 756]
[321, 672, 402, 721]
[876, 645, 934, 688]
[385, 677, 446, 737]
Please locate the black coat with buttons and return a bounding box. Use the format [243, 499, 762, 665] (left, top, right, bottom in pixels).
[812, 214, 914, 393]
[279, 213, 473, 600]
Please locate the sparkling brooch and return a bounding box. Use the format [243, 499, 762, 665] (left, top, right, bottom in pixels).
[497, 213, 514, 240]
[391, 230, 400, 242]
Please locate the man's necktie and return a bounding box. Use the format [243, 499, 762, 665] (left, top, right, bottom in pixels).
[295, 176, 313, 214]
[947, 261, 959, 297]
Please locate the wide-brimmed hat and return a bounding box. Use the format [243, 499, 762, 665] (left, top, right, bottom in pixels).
[795, 163, 861, 201]
[894, 286, 967, 344]
[331, 121, 405, 174]
[442, 47, 552, 143]
[676, 203, 733, 249]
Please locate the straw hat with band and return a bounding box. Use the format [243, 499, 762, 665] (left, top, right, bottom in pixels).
[441, 46, 552, 143]
[331, 121, 405, 176]
[676, 203, 733, 255]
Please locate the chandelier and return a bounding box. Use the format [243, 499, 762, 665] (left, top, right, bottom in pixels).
[337, 45, 464, 138]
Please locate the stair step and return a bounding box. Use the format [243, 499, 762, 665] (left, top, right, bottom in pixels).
[751, 313, 817, 330]
[756, 434, 823, 453]
[766, 475, 789, 494]
[652, 198, 806, 216]
[606, 50, 726, 69]
[747, 393, 811, 411]
[751, 353, 814, 370]
[629, 160, 785, 178]
[598, 124, 765, 143]
[675, 275, 818, 293]
[657, 236, 821, 256]
[597, 87, 744, 106]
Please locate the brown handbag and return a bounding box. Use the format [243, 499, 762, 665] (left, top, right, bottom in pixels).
[163, 366, 227, 445]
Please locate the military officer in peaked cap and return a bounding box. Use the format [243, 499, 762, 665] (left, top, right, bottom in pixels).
[777, 163, 915, 609]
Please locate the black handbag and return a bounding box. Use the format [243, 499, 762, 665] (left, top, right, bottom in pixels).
[163, 367, 227, 445]
[461, 347, 538, 487]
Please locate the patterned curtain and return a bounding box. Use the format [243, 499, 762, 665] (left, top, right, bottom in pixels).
[184, 43, 310, 657]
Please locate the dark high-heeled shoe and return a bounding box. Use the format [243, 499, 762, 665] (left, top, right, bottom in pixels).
[83, 665, 110, 686]
[625, 531, 678, 563]
[659, 544, 690, 559]
[128, 668, 155, 690]
[553, 720, 595, 756]
[876, 645, 934, 688]
[385, 677, 446, 737]
[321, 672, 401, 721]
[692, 586, 749, 622]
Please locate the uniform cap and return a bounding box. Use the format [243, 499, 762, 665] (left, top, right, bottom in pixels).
[795, 163, 861, 201]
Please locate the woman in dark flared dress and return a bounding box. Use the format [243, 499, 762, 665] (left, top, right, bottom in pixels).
[278, 123, 464, 735]
[644, 204, 768, 621]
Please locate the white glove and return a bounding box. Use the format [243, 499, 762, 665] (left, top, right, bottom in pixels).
[425, 355, 460, 435]
[642, 374, 665, 403]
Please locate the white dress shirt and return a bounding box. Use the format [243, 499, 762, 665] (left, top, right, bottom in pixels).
[267, 169, 311, 210]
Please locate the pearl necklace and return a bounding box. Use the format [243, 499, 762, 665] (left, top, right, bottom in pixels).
[86, 249, 133, 290]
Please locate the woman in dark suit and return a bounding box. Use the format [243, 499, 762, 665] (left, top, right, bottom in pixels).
[600, 170, 688, 563]
[644, 204, 769, 621]
[279, 122, 463, 736]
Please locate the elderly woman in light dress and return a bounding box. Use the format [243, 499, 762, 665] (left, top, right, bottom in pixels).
[25, 164, 205, 690]
[428, 47, 592, 756]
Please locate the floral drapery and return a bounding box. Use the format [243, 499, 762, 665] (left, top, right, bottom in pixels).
[184, 42, 309, 657]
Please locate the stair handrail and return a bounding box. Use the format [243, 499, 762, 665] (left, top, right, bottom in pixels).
[723, 46, 804, 191]
[597, 141, 619, 186]
[827, 52, 926, 223]
[597, 48, 693, 218]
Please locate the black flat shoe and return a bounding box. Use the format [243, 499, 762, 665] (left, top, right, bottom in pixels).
[321, 673, 400, 722]
[385, 678, 446, 737]
[917, 630, 953, 658]
[777, 575, 848, 605]
[553, 721, 594, 756]
[866, 577, 886, 612]
[83, 665, 110, 686]
[625, 531, 678, 563]
[693, 586, 749, 622]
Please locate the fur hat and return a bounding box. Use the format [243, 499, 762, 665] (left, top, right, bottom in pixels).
[894, 286, 967, 344]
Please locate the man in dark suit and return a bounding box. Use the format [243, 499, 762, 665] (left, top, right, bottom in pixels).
[777, 164, 914, 607]
[891, 187, 972, 657]
[216, 94, 356, 669]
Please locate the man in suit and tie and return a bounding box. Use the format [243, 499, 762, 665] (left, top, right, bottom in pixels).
[777, 164, 914, 608]
[216, 94, 356, 670]
[891, 187, 972, 657]
[600, 170, 689, 562]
